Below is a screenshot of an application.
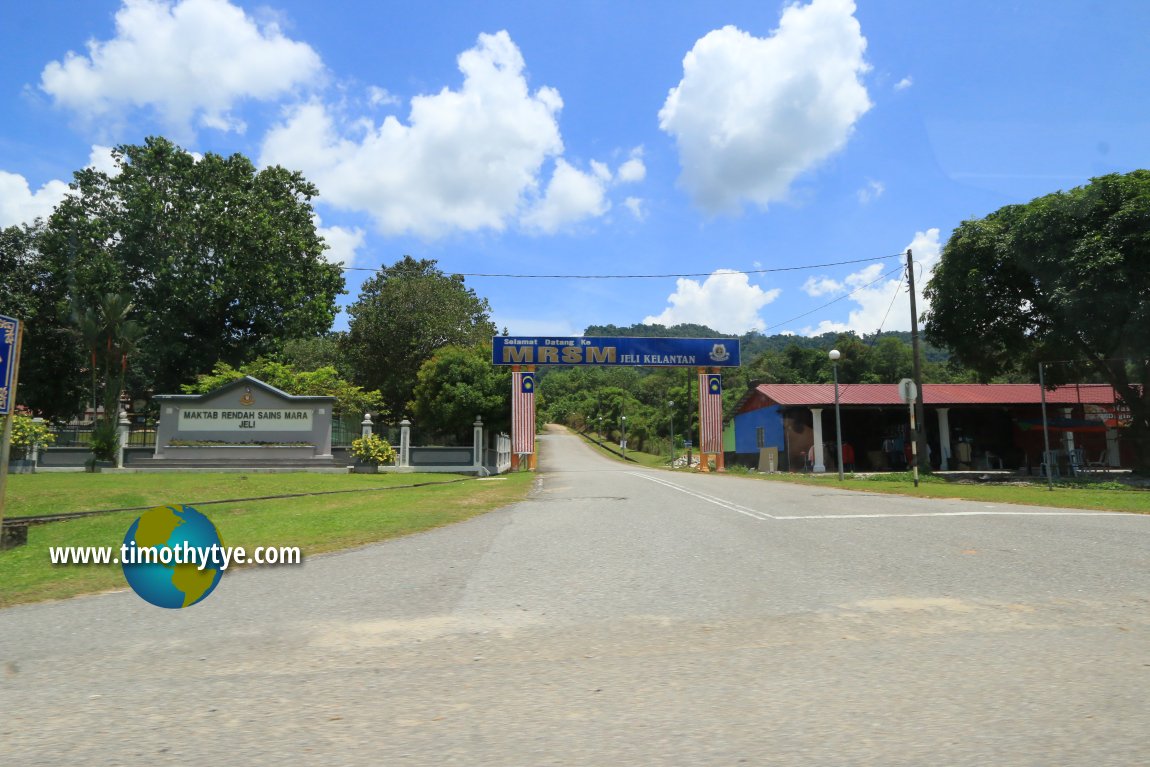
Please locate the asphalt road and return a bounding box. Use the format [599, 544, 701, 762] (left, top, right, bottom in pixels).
[2, 426, 1148, 766]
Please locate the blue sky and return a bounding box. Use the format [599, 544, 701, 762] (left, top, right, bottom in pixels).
[2, 0, 1147, 338]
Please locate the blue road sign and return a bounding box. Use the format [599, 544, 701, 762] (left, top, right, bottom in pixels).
[0, 314, 20, 415]
[492, 336, 740, 367]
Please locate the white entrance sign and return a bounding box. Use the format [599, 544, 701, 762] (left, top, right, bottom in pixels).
[177, 408, 313, 432]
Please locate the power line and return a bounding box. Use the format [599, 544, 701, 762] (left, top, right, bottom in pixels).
[336, 253, 906, 279]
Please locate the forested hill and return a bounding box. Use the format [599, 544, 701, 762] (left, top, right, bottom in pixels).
[582, 323, 951, 363]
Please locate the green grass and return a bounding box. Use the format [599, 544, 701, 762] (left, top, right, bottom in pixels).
[751, 471, 1150, 513]
[574, 430, 672, 469]
[0, 472, 535, 607]
[2, 471, 464, 518]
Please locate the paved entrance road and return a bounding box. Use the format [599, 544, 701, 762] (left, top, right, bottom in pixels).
[2, 427, 1148, 766]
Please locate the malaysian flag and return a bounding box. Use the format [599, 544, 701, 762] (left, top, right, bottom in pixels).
[512, 371, 536, 454]
[699, 373, 723, 454]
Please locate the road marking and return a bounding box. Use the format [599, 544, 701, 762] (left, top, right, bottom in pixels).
[626, 472, 1144, 523]
[773, 510, 1129, 520]
[628, 472, 775, 520]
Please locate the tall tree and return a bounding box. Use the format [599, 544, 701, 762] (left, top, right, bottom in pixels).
[40, 136, 345, 398]
[344, 256, 496, 417]
[0, 223, 86, 417]
[925, 170, 1150, 471]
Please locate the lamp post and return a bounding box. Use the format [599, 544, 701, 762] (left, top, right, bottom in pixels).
[621, 415, 627, 460]
[668, 400, 676, 466]
[597, 415, 603, 445]
[829, 349, 844, 481]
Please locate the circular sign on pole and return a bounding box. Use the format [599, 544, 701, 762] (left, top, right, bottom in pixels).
[898, 378, 917, 404]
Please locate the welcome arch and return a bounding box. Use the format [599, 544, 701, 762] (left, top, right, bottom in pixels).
[492, 336, 741, 471]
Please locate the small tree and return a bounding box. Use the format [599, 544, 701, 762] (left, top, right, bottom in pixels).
[72, 292, 143, 461]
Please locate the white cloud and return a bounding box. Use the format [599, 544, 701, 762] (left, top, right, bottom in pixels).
[261, 31, 567, 238]
[856, 179, 884, 204]
[801, 228, 941, 335]
[40, 0, 323, 137]
[616, 147, 646, 183]
[87, 145, 119, 175]
[623, 196, 646, 220]
[263, 31, 635, 238]
[643, 269, 781, 334]
[367, 86, 400, 107]
[658, 0, 871, 213]
[521, 159, 611, 234]
[802, 275, 844, 297]
[314, 216, 365, 267]
[0, 172, 69, 227]
[895, 76, 913, 91]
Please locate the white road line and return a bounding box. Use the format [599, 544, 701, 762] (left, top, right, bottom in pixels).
[628, 472, 774, 520]
[627, 472, 1142, 522]
[774, 510, 1133, 520]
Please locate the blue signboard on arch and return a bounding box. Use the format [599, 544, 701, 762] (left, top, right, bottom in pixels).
[0, 314, 20, 415]
[492, 336, 740, 367]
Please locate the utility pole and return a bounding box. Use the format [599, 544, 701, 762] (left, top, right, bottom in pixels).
[906, 249, 929, 472]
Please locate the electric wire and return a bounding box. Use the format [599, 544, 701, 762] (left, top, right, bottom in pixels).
[337, 253, 906, 279]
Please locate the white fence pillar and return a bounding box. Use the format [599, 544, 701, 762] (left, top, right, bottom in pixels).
[116, 409, 130, 469]
[473, 416, 484, 471]
[361, 412, 374, 439]
[399, 419, 411, 468]
[30, 417, 44, 466]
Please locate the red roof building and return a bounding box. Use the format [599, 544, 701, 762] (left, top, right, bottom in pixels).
[731, 383, 1129, 474]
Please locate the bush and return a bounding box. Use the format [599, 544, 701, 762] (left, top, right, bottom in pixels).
[88, 419, 121, 463]
[350, 434, 396, 465]
[10, 410, 55, 459]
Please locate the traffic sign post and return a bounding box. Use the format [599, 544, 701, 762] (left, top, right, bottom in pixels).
[0, 315, 25, 547]
[898, 378, 920, 487]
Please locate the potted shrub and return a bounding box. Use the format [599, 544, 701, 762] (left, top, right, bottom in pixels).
[87, 419, 120, 472]
[349, 434, 396, 474]
[9, 409, 55, 474]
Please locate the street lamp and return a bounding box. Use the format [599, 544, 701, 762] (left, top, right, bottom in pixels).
[668, 400, 676, 466]
[621, 415, 627, 460]
[829, 349, 844, 481]
[597, 415, 603, 445]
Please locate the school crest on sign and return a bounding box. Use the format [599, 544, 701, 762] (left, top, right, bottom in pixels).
[709, 344, 730, 363]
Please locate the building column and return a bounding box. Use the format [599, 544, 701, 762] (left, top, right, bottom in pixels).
[937, 407, 951, 470]
[1061, 407, 1076, 453]
[811, 408, 826, 473]
[1106, 427, 1120, 467]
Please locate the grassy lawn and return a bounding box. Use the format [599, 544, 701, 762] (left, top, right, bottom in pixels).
[3, 471, 465, 518]
[741, 470, 1150, 513]
[0, 472, 534, 607]
[574, 430, 671, 469]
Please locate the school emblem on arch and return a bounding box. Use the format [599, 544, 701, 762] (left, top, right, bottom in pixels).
[239, 387, 255, 407]
[709, 343, 730, 363]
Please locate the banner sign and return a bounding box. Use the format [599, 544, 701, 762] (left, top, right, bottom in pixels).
[492, 336, 740, 367]
[0, 314, 20, 415]
[177, 408, 313, 432]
